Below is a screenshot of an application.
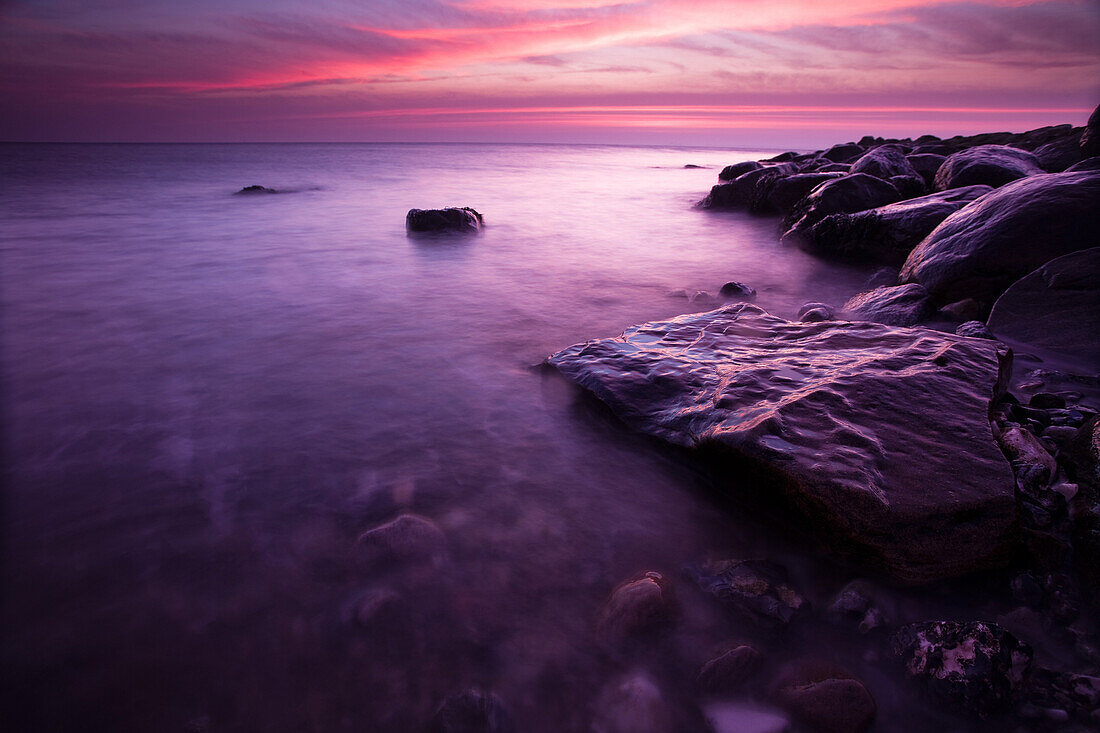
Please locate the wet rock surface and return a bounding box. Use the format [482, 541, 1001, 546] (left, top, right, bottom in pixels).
[406, 206, 484, 234]
[842, 283, 935, 326]
[598, 571, 677, 644]
[987, 247, 1100, 366]
[548, 303, 1017, 583]
[780, 174, 901, 243]
[933, 145, 1044, 190]
[770, 661, 876, 733]
[850, 144, 919, 181]
[686, 558, 806, 629]
[900, 171, 1100, 305]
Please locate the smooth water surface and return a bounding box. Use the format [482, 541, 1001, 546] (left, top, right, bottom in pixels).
[2, 143, 983, 731]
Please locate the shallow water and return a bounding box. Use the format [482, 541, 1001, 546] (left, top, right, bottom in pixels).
[0, 143, 1024, 731]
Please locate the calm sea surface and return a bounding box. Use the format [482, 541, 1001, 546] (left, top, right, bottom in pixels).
[1, 144, 999, 731]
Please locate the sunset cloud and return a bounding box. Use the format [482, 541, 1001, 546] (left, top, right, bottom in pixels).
[1, 0, 1096, 143]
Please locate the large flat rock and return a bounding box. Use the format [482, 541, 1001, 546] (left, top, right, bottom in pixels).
[548, 304, 1017, 584]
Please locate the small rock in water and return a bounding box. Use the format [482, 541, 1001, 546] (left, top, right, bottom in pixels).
[591, 672, 674, 733]
[797, 302, 835, 322]
[598, 571, 676, 643]
[827, 579, 888, 633]
[685, 558, 805, 629]
[356, 513, 446, 564]
[770, 660, 876, 733]
[684, 164, 706, 169]
[955, 321, 994, 339]
[842, 283, 935, 326]
[432, 689, 515, 733]
[719, 281, 757, 300]
[406, 206, 483, 234]
[691, 290, 719, 307]
[892, 621, 1032, 718]
[697, 644, 763, 693]
[235, 184, 278, 195]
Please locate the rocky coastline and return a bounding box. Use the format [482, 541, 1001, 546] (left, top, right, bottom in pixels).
[533, 107, 1100, 732]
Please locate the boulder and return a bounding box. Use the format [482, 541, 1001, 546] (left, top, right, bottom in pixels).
[1080, 103, 1100, 157]
[719, 160, 763, 181]
[1066, 156, 1100, 172]
[999, 426, 1057, 491]
[235, 184, 278, 195]
[850, 144, 919, 180]
[907, 153, 946, 186]
[406, 207, 483, 234]
[432, 690, 515, 733]
[770, 661, 876, 733]
[767, 151, 799, 163]
[797, 302, 835, 322]
[697, 645, 763, 693]
[940, 298, 983, 322]
[801, 186, 991, 265]
[1033, 133, 1084, 172]
[356, 514, 447, 564]
[823, 143, 865, 164]
[598, 571, 676, 643]
[719, 281, 757, 299]
[892, 621, 1032, 718]
[842, 284, 935, 326]
[986, 247, 1100, 367]
[685, 558, 806, 629]
[547, 304, 1017, 583]
[699, 164, 797, 209]
[758, 172, 845, 214]
[888, 174, 927, 199]
[934, 145, 1043, 191]
[781, 174, 901, 244]
[956, 321, 994, 339]
[900, 171, 1100, 304]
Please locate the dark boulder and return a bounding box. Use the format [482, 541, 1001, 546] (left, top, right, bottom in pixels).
[1078, 103, 1100, 157]
[696, 645, 763, 693]
[986, 247, 1100, 367]
[719, 281, 756, 299]
[842, 283, 936, 326]
[406, 207, 483, 234]
[815, 163, 851, 173]
[907, 153, 947, 186]
[1033, 132, 1085, 172]
[1066, 156, 1100, 172]
[698, 164, 797, 209]
[956, 321, 995, 339]
[547, 304, 1017, 583]
[934, 145, 1043, 190]
[718, 160, 763, 181]
[888, 174, 927, 199]
[798, 302, 835, 322]
[771, 661, 876, 733]
[892, 621, 1032, 718]
[757, 172, 845, 214]
[598, 571, 677, 643]
[823, 143, 865, 163]
[235, 184, 278, 195]
[940, 298, 983, 322]
[850, 144, 919, 180]
[781, 174, 901, 244]
[802, 186, 990, 265]
[901, 171, 1100, 304]
[767, 151, 799, 163]
[685, 558, 806, 629]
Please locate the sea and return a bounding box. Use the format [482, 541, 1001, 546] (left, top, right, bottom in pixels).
[0, 143, 1015, 731]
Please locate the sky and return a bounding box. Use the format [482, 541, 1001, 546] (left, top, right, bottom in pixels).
[1, 0, 1098, 147]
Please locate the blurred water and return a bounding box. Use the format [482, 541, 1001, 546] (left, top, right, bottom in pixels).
[1, 143, 975, 731]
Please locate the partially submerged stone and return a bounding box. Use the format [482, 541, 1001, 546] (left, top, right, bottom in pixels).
[598, 571, 677, 643]
[685, 558, 806, 629]
[770, 661, 876, 733]
[356, 513, 447, 564]
[235, 184, 278, 195]
[781, 174, 901, 245]
[406, 207, 483, 234]
[548, 304, 1017, 583]
[697, 644, 763, 693]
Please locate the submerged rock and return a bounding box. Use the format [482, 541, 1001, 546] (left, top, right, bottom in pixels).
[770, 661, 876, 733]
[934, 145, 1044, 190]
[900, 171, 1100, 304]
[356, 514, 446, 564]
[802, 186, 990, 264]
[547, 304, 1016, 583]
[406, 207, 483, 234]
[235, 184, 278, 195]
[592, 672, 674, 733]
[892, 621, 1032, 718]
[986, 247, 1100, 367]
[598, 571, 677, 643]
[432, 689, 515, 733]
[842, 283, 935, 326]
[697, 644, 763, 693]
[686, 558, 806, 629]
[719, 281, 757, 300]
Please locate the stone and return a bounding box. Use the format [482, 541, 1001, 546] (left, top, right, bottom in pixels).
[598, 571, 676, 643]
[800, 186, 990, 265]
[850, 144, 919, 180]
[815, 163, 851, 173]
[699, 164, 798, 209]
[591, 672, 674, 733]
[235, 184, 278, 195]
[432, 689, 515, 733]
[986, 247, 1100, 367]
[719, 281, 757, 299]
[547, 304, 1017, 583]
[955, 321, 994, 340]
[827, 580, 888, 633]
[719, 160, 764, 181]
[888, 174, 927, 199]
[900, 171, 1100, 304]
[906, 153, 946, 186]
[356, 514, 447, 564]
[781, 174, 901, 244]
[1080, 103, 1100, 157]
[1066, 156, 1100, 172]
[406, 207, 483, 234]
[842, 283, 935, 326]
[940, 298, 982, 322]
[697, 645, 763, 693]
[797, 302, 835, 322]
[999, 426, 1057, 491]
[864, 266, 899, 289]
[691, 290, 719, 307]
[770, 661, 876, 733]
[892, 621, 1032, 718]
[934, 144, 1044, 190]
[823, 143, 865, 163]
[758, 172, 845, 214]
[1029, 393, 1066, 410]
[685, 558, 806, 629]
[1034, 133, 1085, 172]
